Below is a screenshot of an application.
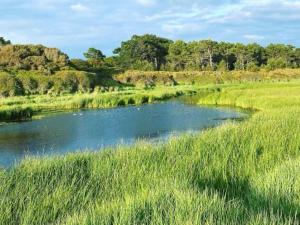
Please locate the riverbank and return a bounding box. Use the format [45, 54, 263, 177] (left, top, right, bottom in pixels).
[0, 85, 200, 122]
[0, 80, 299, 224]
[116, 68, 300, 86]
[2, 68, 300, 123]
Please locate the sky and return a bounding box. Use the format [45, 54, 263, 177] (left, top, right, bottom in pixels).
[1, 0, 300, 58]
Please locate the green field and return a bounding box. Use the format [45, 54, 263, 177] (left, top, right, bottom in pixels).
[0, 80, 299, 224]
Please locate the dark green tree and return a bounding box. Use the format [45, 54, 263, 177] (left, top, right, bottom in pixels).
[0, 37, 11, 46]
[217, 42, 236, 70]
[246, 43, 266, 66]
[266, 44, 295, 68]
[232, 43, 253, 70]
[186, 41, 208, 70]
[84, 48, 106, 68]
[114, 34, 172, 70]
[167, 40, 189, 71]
[202, 40, 218, 69]
[84, 48, 106, 61]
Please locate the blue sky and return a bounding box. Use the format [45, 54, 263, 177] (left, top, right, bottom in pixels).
[1, 0, 300, 58]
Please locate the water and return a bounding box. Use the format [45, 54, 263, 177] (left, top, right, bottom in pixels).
[0, 100, 245, 167]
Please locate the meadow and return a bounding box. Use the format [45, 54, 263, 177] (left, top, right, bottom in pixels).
[0, 79, 299, 224]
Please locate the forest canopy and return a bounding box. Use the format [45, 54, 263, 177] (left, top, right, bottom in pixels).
[112, 35, 300, 71]
[1, 34, 300, 73]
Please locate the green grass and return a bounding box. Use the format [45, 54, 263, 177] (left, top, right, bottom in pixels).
[116, 68, 300, 86]
[0, 81, 300, 224]
[0, 85, 199, 122]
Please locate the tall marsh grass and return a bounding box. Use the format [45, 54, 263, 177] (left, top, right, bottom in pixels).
[116, 68, 300, 86]
[0, 85, 197, 122]
[0, 81, 299, 224]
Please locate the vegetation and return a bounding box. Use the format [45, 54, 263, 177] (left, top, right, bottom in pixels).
[0, 85, 198, 121]
[0, 35, 299, 223]
[84, 48, 106, 62]
[1, 67, 300, 121]
[0, 81, 299, 224]
[113, 35, 300, 71]
[113, 34, 172, 70]
[116, 68, 300, 86]
[0, 70, 97, 97]
[0, 37, 11, 46]
[0, 35, 300, 99]
[0, 44, 69, 73]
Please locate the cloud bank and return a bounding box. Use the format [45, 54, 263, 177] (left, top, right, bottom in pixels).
[1, 0, 299, 57]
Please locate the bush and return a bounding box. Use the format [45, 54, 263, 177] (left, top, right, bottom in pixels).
[217, 60, 228, 71]
[70, 59, 91, 71]
[132, 60, 155, 71]
[36, 76, 53, 94]
[0, 72, 23, 97]
[0, 44, 69, 73]
[266, 58, 287, 70]
[53, 71, 96, 94]
[75, 71, 96, 92]
[16, 73, 38, 95]
[52, 72, 78, 94]
[246, 62, 260, 72]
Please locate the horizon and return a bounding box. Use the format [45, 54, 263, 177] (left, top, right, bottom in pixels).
[1, 0, 300, 58]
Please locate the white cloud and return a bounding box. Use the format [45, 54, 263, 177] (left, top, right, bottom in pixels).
[243, 34, 265, 41]
[70, 3, 90, 12]
[145, 7, 206, 22]
[136, 0, 156, 7]
[281, 0, 300, 9]
[162, 22, 202, 35]
[1, 0, 300, 58]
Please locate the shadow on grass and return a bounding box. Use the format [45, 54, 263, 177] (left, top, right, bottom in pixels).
[191, 168, 300, 223]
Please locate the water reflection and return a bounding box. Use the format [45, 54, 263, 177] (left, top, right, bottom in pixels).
[0, 100, 245, 167]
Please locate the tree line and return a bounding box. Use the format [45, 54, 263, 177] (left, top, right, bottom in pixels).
[2, 35, 300, 73]
[73, 34, 300, 72]
[0, 35, 300, 97]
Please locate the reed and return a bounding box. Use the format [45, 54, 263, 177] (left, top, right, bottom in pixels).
[0, 80, 299, 224]
[0, 85, 199, 122]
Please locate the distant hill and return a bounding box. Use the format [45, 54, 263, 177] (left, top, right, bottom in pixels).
[0, 44, 69, 74]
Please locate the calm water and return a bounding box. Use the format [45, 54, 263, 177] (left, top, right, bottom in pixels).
[0, 100, 245, 167]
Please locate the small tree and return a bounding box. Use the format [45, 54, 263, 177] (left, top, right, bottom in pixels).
[84, 47, 105, 60]
[217, 60, 228, 71]
[83, 48, 106, 68]
[266, 58, 287, 70]
[0, 72, 23, 97]
[0, 37, 11, 46]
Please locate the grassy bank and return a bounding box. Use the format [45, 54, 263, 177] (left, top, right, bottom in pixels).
[116, 68, 300, 86]
[0, 80, 299, 224]
[0, 85, 199, 122]
[2, 68, 300, 122]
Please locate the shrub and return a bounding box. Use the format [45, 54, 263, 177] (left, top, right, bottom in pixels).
[16, 73, 38, 95]
[53, 71, 96, 94]
[0, 72, 23, 97]
[0, 44, 69, 73]
[35, 76, 53, 94]
[217, 60, 228, 71]
[132, 60, 155, 71]
[70, 59, 91, 71]
[74, 71, 96, 92]
[266, 58, 287, 70]
[246, 62, 260, 72]
[52, 72, 78, 94]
